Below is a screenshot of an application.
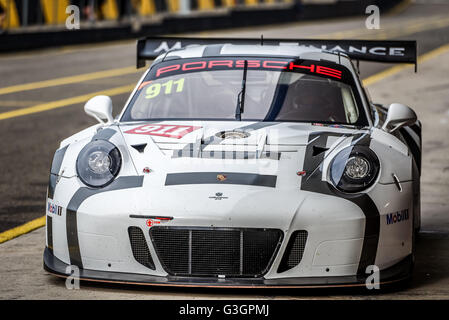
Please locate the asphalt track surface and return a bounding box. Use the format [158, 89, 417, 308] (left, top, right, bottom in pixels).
[0, 1, 449, 299]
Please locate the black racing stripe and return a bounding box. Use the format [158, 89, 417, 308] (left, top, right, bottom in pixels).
[165, 172, 277, 187]
[351, 195, 380, 274]
[91, 127, 117, 141]
[351, 133, 381, 274]
[66, 207, 82, 268]
[48, 145, 69, 200]
[409, 120, 422, 138]
[66, 176, 144, 269]
[400, 127, 421, 174]
[65, 126, 121, 266]
[48, 174, 58, 200]
[300, 132, 380, 276]
[47, 215, 53, 254]
[50, 145, 69, 174]
[202, 44, 224, 57]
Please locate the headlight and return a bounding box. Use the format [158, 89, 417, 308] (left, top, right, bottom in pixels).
[329, 146, 379, 193]
[76, 140, 121, 188]
[345, 156, 370, 179]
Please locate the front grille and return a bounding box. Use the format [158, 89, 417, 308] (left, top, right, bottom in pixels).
[277, 230, 308, 273]
[128, 226, 155, 270]
[150, 227, 283, 277]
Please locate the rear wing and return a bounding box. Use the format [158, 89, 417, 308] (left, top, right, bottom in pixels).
[136, 37, 417, 71]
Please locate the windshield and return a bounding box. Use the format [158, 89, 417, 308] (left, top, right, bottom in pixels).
[121, 57, 367, 125]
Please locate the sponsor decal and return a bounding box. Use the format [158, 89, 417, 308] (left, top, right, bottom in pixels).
[151, 41, 410, 59]
[386, 209, 409, 225]
[154, 41, 182, 54]
[209, 192, 228, 200]
[47, 201, 62, 216]
[125, 124, 201, 139]
[146, 219, 159, 227]
[146, 216, 173, 228]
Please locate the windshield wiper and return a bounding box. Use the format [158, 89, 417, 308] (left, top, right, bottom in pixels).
[235, 60, 248, 121]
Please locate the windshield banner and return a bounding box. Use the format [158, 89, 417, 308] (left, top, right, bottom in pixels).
[147, 58, 354, 85]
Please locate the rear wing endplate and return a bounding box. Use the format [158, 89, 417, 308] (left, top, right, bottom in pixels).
[137, 37, 417, 71]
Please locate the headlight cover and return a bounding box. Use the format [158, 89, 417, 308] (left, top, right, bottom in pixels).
[76, 140, 121, 188]
[329, 146, 379, 193]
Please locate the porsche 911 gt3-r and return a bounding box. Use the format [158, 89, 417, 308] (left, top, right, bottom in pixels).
[43, 37, 421, 288]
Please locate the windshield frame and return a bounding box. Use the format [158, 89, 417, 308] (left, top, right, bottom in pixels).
[119, 56, 370, 127]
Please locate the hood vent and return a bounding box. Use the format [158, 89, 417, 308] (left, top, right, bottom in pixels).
[215, 131, 250, 140]
[312, 145, 329, 157]
[131, 143, 147, 153]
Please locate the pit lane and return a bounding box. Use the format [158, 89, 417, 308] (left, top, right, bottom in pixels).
[1, 1, 449, 299]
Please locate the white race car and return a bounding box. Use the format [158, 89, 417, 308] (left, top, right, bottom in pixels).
[44, 37, 421, 288]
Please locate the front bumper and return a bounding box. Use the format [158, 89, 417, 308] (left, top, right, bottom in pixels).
[46, 176, 414, 286]
[43, 247, 412, 288]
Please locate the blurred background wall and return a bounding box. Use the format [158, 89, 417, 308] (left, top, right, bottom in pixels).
[0, 0, 304, 29]
[0, 0, 404, 52]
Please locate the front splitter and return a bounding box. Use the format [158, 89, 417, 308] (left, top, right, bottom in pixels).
[43, 247, 412, 289]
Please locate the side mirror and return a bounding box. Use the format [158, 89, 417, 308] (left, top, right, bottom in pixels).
[84, 95, 114, 124]
[382, 103, 417, 133]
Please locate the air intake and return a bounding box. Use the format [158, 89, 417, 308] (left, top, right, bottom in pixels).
[277, 230, 308, 273]
[150, 226, 283, 277]
[128, 226, 155, 270]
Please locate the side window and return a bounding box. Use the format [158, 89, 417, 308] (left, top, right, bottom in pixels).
[348, 60, 372, 125]
[341, 86, 358, 123]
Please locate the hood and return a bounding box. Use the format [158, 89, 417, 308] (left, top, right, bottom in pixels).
[113, 120, 367, 227]
[118, 120, 359, 144]
[117, 121, 361, 187]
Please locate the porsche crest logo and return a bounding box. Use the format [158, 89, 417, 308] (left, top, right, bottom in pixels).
[216, 174, 227, 182]
[209, 192, 228, 200]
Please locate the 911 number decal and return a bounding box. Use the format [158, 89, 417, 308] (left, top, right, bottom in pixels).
[124, 124, 201, 139]
[145, 78, 185, 99]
